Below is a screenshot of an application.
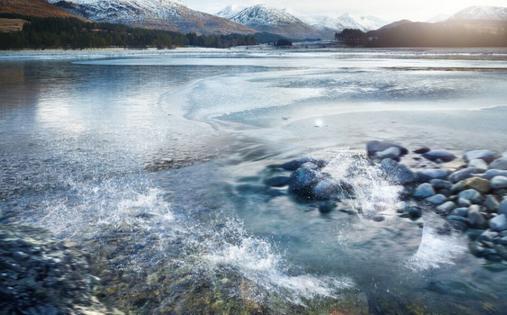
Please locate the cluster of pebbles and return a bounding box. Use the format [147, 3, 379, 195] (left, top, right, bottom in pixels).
[263, 140, 507, 262]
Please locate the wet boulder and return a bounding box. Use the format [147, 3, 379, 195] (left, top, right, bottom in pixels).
[436, 201, 456, 216]
[490, 158, 507, 170]
[311, 178, 340, 201]
[499, 198, 507, 215]
[422, 150, 456, 163]
[464, 150, 499, 163]
[484, 195, 500, 212]
[463, 177, 490, 194]
[451, 207, 469, 217]
[458, 189, 483, 204]
[413, 146, 431, 154]
[416, 169, 451, 182]
[426, 194, 447, 205]
[482, 169, 507, 180]
[449, 167, 480, 183]
[380, 158, 416, 185]
[490, 214, 507, 232]
[280, 157, 327, 171]
[491, 176, 507, 190]
[413, 183, 435, 199]
[288, 163, 322, 197]
[468, 159, 488, 172]
[430, 179, 452, 190]
[366, 140, 408, 159]
[375, 147, 403, 161]
[467, 205, 487, 228]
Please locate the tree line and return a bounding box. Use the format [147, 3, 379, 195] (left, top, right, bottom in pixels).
[0, 15, 258, 50]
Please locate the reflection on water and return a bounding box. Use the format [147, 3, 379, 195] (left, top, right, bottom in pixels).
[1, 47, 507, 314]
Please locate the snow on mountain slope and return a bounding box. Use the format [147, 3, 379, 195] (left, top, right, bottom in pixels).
[224, 4, 321, 40]
[304, 14, 386, 32]
[451, 6, 507, 21]
[216, 5, 244, 19]
[50, 0, 255, 35]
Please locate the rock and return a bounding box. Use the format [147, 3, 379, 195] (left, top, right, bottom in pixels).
[458, 198, 472, 207]
[490, 214, 507, 232]
[484, 195, 500, 212]
[406, 206, 423, 219]
[458, 189, 483, 204]
[452, 207, 469, 217]
[490, 158, 507, 170]
[264, 176, 291, 187]
[416, 169, 451, 182]
[426, 194, 447, 205]
[367, 140, 408, 158]
[482, 169, 507, 180]
[375, 147, 402, 160]
[372, 215, 385, 222]
[478, 230, 498, 243]
[422, 150, 456, 163]
[436, 201, 456, 215]
[468, 159, 489, 171]
[464, 150, 499, 163]
[288, 164, 322, 198]
[280, 158, 326, 171]
[447, 215, 468, 224]
[491, 176, 507, 190]
[449, 167, 481, 183]
[463, 177, 490, 194]
[451, 181, 466, 194]
[380, 159, 416, 185]
[312, 178, 340, 201]
[467, 205, 487, 228]
[413, 146, 431, 154]
[499, 198, 507, 216]
[430, 179, 452, 190]
[413, 183, 435, 199]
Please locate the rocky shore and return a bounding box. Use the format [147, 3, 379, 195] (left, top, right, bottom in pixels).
[263, 141, 507, 262]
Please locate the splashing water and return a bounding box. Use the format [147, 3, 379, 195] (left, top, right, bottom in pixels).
[323, 151, 403, 218]
[201, 219, 353, 305]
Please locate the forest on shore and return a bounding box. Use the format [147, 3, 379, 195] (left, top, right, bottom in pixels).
[0, 15, 259, 49]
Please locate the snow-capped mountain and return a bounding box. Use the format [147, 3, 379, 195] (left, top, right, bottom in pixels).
[50, 0, 255, 35]
[222, 4, 321, 40]
[216, 5, 244, 19]
[451, 6, 507, 21]
[304, 14, 386, 32]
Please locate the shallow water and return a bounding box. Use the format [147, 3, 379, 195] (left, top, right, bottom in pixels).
[1, 47, 507, 314]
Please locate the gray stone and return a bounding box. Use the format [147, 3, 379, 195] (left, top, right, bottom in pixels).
[458, 189, 483, 204]
[484, 195, 500, 212]
[490, 158, 507, 170]
[490, 214, 507, 232]
[416, 169, 451, 182]
[468, 159, 489, 172]
[413, 146, 430, 154]
[499, 198, 507, 216]
[430, 179, 452, 190]
[451, 181, 466, 194]
[478, 230, 499, 243]
[458, 197, 472, 207]
[312, 178, 340, 201]
[426, 194, 447, 205]
[464, 150, 499, 163]
[422, 150, 456, 163]
[463, 177, 490, 194]
[452, 207, 469, 217]
[482, 169, 507, 180]
[436, 201, 456, 215]
[467, 205, 487, 228]
[413, 183, 435, 199]
[281, 158, 326, 171]
[449, 167, 481, 183]
[380, 159, 416, 185]
[289, 164, 322, 197]
[447, 215, 468, 223]
[491, 176, 507, 190]
[375, 147, 402, 160]
[367, 140, 408, 159]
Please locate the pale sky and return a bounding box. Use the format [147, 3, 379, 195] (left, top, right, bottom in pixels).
[181, 0, 507, 22]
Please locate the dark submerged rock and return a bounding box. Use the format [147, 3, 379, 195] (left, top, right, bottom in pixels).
[413, 146, 431, 154]
[413, 183, 435, 199]
[280, 157, 327, 171]
[380, 158, 416, 184]
[422, 150, 456, 163]
[366, 140, 408, 159]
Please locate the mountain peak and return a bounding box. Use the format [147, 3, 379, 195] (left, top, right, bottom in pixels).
[230, 4, 301, 26]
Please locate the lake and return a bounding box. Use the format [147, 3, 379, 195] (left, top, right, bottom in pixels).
[1, 47, 507, 314]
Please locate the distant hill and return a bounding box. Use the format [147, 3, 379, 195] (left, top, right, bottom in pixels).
[339, 19, 507, 47]
[0, 0, 80, 18]
[50, 0, 255, 35]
